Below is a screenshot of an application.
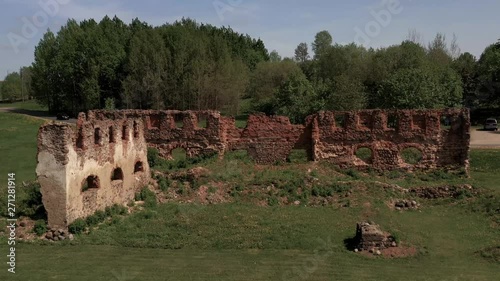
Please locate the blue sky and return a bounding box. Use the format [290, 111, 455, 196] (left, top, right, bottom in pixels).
[1, 0, 499, 79]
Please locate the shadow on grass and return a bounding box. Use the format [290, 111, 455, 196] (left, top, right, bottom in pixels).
[343, 237, 358, 251]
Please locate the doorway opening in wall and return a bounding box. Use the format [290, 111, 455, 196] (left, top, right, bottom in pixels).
[82, 175, 100, 192]
[76, 128, 84, 149]
[197, 114, 209, 128]
[109, 126, 115, 143]
[387, 114, 399, 129]
[356, 147, 373, 164]
[174, 115, 184, 128]
[94, 128, 101, 145]
[287, 149, 309, 164]
[133, 121, 139, 138]
[134, 161, 144, 173]
[440, 115, 451, 131]
[359, 113, 373, 129]
[148, 115, 160, 129]
[122, 125, 128, 141]
[111, 168, 124, 181]
[335, 114, 346, 129]
[171, 148, 187, 161]
[401, 148, 423, 165]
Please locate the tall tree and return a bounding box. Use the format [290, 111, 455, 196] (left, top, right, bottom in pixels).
[376, 67, 462, 109]
[312, 30, 333, 59]
[427, 33, 453, 67]
[452, 52, 478, 107]
[0, 72, 22, 101]
[272, 72, 319, 123]
[324, 74, 367, 111]
[248, 60, 304, 112]
[123, 28, 169, 109]
[476, 42, 500, 107]
[269, 50, 282, 62]
[20, 66, 32, 101]
[407, 28, 424, 46]
[294, 42, 310, 63]
[31, 30, 59, 113]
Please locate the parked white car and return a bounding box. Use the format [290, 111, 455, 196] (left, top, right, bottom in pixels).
[484, 118, 498, 131]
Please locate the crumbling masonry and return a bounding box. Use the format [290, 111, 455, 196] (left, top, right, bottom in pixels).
[36, 111, 150, 228]
[37, 108, 470, 227]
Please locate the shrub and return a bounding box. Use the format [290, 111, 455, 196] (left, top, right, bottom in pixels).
[104, 204, 128, 218]
[136, 187, 157, 208]
[158, 177, 171, 192]
[330, 183, 351, 194]
[268, 196, 279, 206]
[0, 181, 46, 219]
[94, 210, 106, 221]
[387, 170, 403, 179]
[346, 169, 360, 179]
[68, 218, 87, 234]
[33, 220, 47, 236]
[479, 246, 500, 263]
[110, 217, 122, 225]
[176, 183, 187, 196]
[147, 147, 161, 168]
[311, 186, 320, 197]
[208, 185, 217, 194]
[174, 159, 187, 169]
[86, 213, 104, 226]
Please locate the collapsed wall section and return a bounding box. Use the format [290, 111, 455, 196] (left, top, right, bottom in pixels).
[36, 111, 150, 228]
[312, 109, 470, 172]
[224, 113, 313, 164]
[139, 110, 226, 159]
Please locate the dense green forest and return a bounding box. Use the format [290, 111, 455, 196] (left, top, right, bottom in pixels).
[2, 16, 499, 123]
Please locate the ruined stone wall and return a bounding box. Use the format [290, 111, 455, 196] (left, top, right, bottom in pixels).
[36, 111, 150, 228]
[139, 110, 226, 159]
[311, 109, 470, 171]
[121, 108, 469, 170]
[225, 113, 312, 163]
[36, 108, 469, 226]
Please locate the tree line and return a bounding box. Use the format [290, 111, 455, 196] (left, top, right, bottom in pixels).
[2, 16, 500, 123]
[26, 16, 268, 115]
[250, 31, 500, 123]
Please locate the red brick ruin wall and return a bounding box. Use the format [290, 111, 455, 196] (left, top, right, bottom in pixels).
[84, 108, 470, 172]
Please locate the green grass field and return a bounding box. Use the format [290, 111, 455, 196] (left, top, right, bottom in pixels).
[0, 110, 499, 281]
[0, 112, 45, 184]
[0, 100, 47, 111]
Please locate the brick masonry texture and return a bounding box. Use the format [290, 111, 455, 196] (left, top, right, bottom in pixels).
[36, 108, 470, 227]
[134, 108, 469, 171]
[36, 111, 150, 228]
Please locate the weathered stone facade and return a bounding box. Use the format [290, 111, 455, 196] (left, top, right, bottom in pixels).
[36, 108, 470, 227]
[311, 108, 470, 171]
[36, 111, 150, 228]
[132, 108, 470, 171]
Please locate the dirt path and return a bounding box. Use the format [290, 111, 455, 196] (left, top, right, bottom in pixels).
[470, 129, 500, 148]
[0, 107, 76, 124]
